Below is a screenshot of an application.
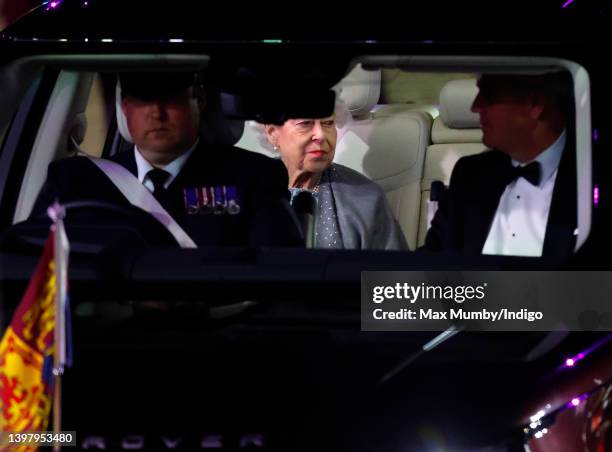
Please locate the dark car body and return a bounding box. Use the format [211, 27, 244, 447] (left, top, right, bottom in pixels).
[0, 1, 611, 450]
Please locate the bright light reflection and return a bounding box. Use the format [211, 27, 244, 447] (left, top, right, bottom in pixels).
[530, 410, 546, 423]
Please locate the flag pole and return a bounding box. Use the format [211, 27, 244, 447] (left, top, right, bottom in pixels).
[49, 202, 67, 451]
[53, 373, 62, 451]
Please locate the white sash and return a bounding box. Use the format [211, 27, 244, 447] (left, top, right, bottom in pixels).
[88, 157, 197, 249]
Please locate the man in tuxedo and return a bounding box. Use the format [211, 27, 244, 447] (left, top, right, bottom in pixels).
[28, 71, 302, 248]
[425, 72, 576, 258]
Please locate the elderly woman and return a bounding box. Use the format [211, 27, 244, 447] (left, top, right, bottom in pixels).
[264, 116, 408, 250]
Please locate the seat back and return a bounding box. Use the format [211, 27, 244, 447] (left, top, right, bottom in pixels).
[334, 65, 433, 249]
[233, 119, 277, 157]
[417, 78, 488, 245]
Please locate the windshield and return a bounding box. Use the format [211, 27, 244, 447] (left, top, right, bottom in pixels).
[0, 36, 609, 451]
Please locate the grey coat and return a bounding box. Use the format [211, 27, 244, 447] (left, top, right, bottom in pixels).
[312, 164, 408, 250]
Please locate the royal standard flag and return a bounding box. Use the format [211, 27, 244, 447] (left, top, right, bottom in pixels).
[0, 207, 71, 438]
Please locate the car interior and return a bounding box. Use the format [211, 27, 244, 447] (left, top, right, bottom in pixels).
[0, 55, 594, 254]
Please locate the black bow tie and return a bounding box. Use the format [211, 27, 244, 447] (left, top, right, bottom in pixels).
[506, 161, 541, 186]
[147, 168, 171, 199]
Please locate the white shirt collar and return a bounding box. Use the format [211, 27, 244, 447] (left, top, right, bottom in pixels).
[134, 139, 199, 188]
[512, 129, 566, 187]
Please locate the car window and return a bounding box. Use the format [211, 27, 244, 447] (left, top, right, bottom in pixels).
[0, 54, 594, 264]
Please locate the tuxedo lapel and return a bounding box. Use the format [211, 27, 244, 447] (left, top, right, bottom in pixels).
[464, 152, 511, 253]
[543, 140, 577, 258]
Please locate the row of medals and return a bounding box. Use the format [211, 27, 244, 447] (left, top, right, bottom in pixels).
[183, 186, 241, 216]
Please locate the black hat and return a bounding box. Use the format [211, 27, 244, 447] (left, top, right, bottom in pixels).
[118, 72, 197, 101]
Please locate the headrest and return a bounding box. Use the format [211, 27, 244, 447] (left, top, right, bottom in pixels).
[336, 64, 381, 118]
[233, 120, 277, 157]
[115, 82, 133, 143]
[431, 117, 483, 144]
[438, 79, 481, 129]
[334, 107, 432, 191]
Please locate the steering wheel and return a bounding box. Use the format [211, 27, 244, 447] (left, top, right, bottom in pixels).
[1, 200, 180, 253]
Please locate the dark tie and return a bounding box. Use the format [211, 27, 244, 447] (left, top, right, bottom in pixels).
[506, 161, 541, 186]
[147, 168, 171, 200]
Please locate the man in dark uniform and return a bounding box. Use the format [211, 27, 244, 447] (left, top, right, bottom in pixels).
[28, 72, 302, 248]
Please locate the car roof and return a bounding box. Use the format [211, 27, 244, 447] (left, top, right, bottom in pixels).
[1, 0, 610, 44]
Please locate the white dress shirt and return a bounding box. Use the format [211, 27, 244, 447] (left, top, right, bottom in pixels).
[134, 139, 198, 192]
[482, 130, 566, 257]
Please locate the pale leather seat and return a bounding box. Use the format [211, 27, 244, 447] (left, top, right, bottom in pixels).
[334, 64, 433, 249]
[417, 78, 488, 246]
[233, 119, 277, 158]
